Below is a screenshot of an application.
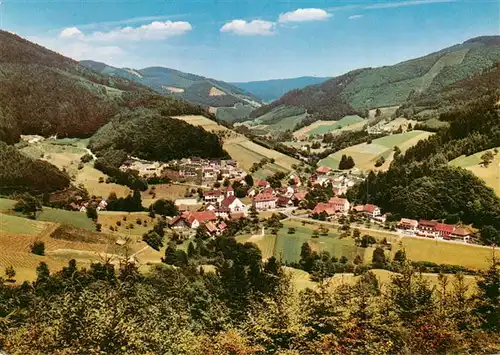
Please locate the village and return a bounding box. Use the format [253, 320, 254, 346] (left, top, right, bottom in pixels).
[112, 157, 477, 244]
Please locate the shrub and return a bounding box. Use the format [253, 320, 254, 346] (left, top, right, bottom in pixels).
[31, 241, 45, 256]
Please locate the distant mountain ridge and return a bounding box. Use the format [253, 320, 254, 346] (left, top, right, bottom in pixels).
[80, 60, 262, 108]
[251, 35, 500, 128]
[230, 76, 331, 102]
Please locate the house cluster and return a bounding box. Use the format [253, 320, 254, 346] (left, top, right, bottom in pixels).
[397, 219, 472, 242]
[176, 158, 246, 186]
[203, 186, 247, 219]
[310, 166, 363, 195]
[168, 210, 228, 236]
[250, 180, 306, 211]
[70, 198, 108, 212]
[120, 158, 168, 178]
[311, 197, 385, 221]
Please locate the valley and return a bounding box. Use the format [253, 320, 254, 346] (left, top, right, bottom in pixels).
[0, 25, 499, 354]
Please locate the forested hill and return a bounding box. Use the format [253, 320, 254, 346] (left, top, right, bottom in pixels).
[80, 60, 262, 108]
[231, 76, 331, 102]
[251, 35, 500, 125]
[347, 96, 500, 245]
[0, 30, 212, 144]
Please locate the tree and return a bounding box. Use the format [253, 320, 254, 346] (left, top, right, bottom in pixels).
[287, 227, 296, 234]
[249, 205, 259, 224]
[14, 193, 42, 219]
[339, 155, 355, 170]
[480, 151, 494, 167]
[4, 265, 16, 281]
[480, 225, 500, 245]
[150, 199, 178, 217]
[187, 241, 197, 258]
[374, 156, 385, 167]
[393, 146, 401, 159]
[372, 247, 386, 266]
[393, 249, 407, 263]
[223, 178, 230, 187]
[142, 230, 163, 251]
[195, 226, 210, 240]
[244, 174, 254, 187]
[353, 255, 363, 265]
[352, 228, 361, 240]
[375, 108, 382, 117]
[86, 203, 98, 220]
[475, 256, 499, 331]
[31, 241, 45, 256]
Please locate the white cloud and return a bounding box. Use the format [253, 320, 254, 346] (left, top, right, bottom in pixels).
[90, 21, 192, 41]
[59, 27, 83, 39]
[220, 20, 275, 36]
[348, 15, 364, 20]
[278, 8, 330, 23]
[365, 0, 455, 9]
[59, 21, 192, 42]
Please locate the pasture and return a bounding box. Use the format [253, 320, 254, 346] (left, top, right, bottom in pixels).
[75, 165, 132, 198]
[224, 136, 300, 174]
[35, 208, 96, 231]
[368, 106, 400, 119]
[98, 211, 155, 239]
[318, 130, 433, 171]
[141, 184, 192, 206]
[294, 115, 365, 138]
[172, 115, 231, 133]
[449, 148, 500, 196]
[0, 212, 53, 236]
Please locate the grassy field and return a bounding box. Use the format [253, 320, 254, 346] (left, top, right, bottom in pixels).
[216, 104, 255, 123]
[449, 148, 500, 196]
[0, 212, 54, 236]
[98, 211, 156, 239]
[318, 130, 433, 171]
[35, 208, 96, 231]
[294, 115, 365, 138]
[172, 115, 231, 133]
[368, 106, 400, 119]
[19, 138, 131, 199]
[0, 198, 16, 211]
[236, 218, 494, 271]
[141, 184, 194, 206]
[285, 267, 478, 293]
[171, 115, 300, 174]
[224, 136, 300, 174]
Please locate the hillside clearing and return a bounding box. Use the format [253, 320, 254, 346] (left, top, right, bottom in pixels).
[449, 147, 500, 196]
[318, 130, 433, 171]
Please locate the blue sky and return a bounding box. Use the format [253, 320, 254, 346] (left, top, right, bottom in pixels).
[1, 0, 498, 81]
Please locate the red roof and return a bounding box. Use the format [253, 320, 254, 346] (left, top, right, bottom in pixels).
[399, 218, 418, 227]
[328, 197, 349, 206]
[353, 205, 365, 212]
[312, 203, 336, 216]
[258, 180, 269, 187]
[221, 195, 237, 208]
[263, 187, 275, 195]
[204, 189, 222, 197]
[452, 227, 470, 236]
[226, 186, 233, 191]
[293, 192, 307, 201]
[316, 166, 332, 174]
[435, 223, 455, 234]
[168, 215, 183, 226]
[218, 222, 227, 230]
[186, 211, 217, 224]
[364, 204, 378, 213]
[277, 196, 291, 206]
[419, 219, 437, 228]
[253, 193, 276, 202]
[205, 222, 218, 233]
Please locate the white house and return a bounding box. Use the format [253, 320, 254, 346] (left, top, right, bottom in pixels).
[221, 195, 246, 214]
[253, 193, 277, 210]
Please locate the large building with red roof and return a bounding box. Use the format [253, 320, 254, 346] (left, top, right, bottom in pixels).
[253, 193, 277, 210]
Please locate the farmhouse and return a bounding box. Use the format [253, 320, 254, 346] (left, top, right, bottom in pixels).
[327, 197, 350, 213]
[277, 196, 293, 208]
[435, 223, 455, 239]
[169, 211, 217, 229]
[416, 220, 438, 238]
[253, 193, 277, 210]
[316, 166, 332, 175]
[353, 204, 381, 218]
[312, 203, 337, 216]
[204, 190, 224, 204]
[258, 180, 270, 188]
[398, 218, 419, 231]
[451, 227, 471, 242]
